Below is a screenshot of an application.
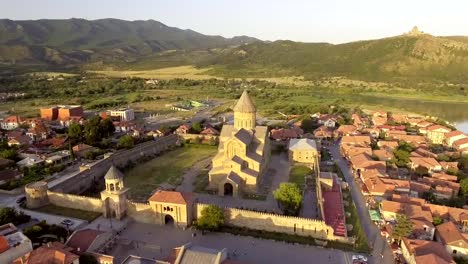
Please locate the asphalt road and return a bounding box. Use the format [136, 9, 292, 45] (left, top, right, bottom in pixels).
[330, 142, 395, 264]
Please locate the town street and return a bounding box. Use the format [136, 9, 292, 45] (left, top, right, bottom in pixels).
[330, 142, 395, 264]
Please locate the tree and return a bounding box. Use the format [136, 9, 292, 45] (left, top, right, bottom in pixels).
[392, 214, 413, 242]
[460, 178, 468, 197]
[0, 207, 30, 225]
[117, 135, 134, 149]
[191, 122, 202, 134]
[460, 155, 468, 171]
[273, 183, 302, 216]
[300, 117, 316, 133]
[414, 166, 429, 177]
[68, 123, 83, 141]
[0, 149, 17, 160]
[197, 205, 224, 231]
[99, 118, 115, 137]
[433, 216, 444, 226]
[84, 116, 102, 145]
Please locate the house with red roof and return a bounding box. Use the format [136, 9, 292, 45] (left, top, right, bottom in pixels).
[320, 173, 346, 237]
[0, 116, 22, 130]
[426, 125, 452, 144]
[201, 127, 220, 136]
[453, 138, 468, 153]
[401, 238, 455, 264]
[175, 124, 191, 135]
[444, 130, 467, 147]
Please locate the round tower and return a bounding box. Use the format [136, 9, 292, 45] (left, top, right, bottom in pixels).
[233, 90, 256, 130]
[25, 181, 49, 209]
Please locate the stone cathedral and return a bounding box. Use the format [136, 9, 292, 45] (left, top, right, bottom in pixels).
[208, 90, 270, 197]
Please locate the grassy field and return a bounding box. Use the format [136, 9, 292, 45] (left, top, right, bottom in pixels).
[91, 65, 216, 80]
[289, 165, 312, 190]
[124, 144, 217, 201]
[34, 204, 101, 221]
[193, 169, 210, 193]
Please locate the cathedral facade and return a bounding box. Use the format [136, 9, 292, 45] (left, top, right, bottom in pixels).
[208, 90, 270, 197]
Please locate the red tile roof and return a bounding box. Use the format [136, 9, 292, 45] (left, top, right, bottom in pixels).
[322, 177, 346, 237]
[148, 190, 193, 205]
[427, 125, 451, 132]
[445, 130, 465, 138]
[26, 242, 79, 264]
[0, 235, 9, 254]
[66, 229, 104, 254]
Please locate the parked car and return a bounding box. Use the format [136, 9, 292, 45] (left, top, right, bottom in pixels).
[60, 219, 74, 226]
[16, 196, 26, 204]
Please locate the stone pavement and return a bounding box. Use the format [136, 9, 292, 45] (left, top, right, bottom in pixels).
[110, 222, 354, 264]
[300, 188, 319, 219]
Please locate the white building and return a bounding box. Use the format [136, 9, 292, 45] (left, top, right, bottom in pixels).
[0, 224, 33, 264]
[109, 108, 135, 121]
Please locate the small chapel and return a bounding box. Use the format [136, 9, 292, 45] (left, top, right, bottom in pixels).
[208, 90, 270, 197]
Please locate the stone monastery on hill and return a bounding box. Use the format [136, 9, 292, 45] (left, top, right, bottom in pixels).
[208, 90, 271, 197]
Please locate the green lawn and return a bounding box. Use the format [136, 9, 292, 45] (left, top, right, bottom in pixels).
[34, 204, 101, 222]
[289, 165, 312, 190]
[124, 144, 217, 200]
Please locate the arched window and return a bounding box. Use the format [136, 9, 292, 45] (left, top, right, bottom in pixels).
[115, 182, 120, 191]
[109, 183, 115, 192]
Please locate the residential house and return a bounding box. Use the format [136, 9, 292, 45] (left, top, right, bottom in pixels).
[377, 140, 399, 150]
[0, 169, 23, 185]
[16, 155, 44, 168]
[200, 127, 221, 136]
[45, 151, 71, 166]
[350, 153, 386, 173]
[389, 134, 426, 145]
[0, 116, 22, 130]
[428, 204, 468, 230]
[22, 241, 79, 264]
[407, 117, 425, 126]
[313, 125, 334, 139]
[341, 145, 372, 159]
[411, 147, 438, 159]
[72, 144, 97, 158]
[444, 131, 467, 147]
[335, 125, 358, 137]
[166, 243, 228, 264]
[25, 122, 49, 142]
[108, 108, 135, 121]
[410, 181, 431, 197]
[175, 124, 191, 135]
[371, 112, 387, 126]
[113, 121, 136, 133]
[362, 171, 410, 200]
[389, 114, 408, 124]
[417, 121, 435, 134]
[453, 138, 468, 153]
[401, 238, 455, 264]
[440, 162, 459, 173]
[352, 113, 364, 129]
[426, 125, 452, 144]
[372, 149, 394, 161]
[432, 173, 458, 183]
[59, 116, 85, 128]
[420, 177, 460, 199]
[435, 221, 468, 259]
[65, 228, 114, 262]
[317, 114, 337, 128]
[7, 135, 31, 147]
[0, 224, 32, 264]
[409, 157, 442, 173]
[270, 127, 302, 141]
[341, 135, 372, 147]
[147, 129, 166, 139]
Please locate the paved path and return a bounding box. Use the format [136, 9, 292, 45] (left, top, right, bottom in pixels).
[301, 188, 318, 219]
[110, 222, 354, 264]
[176, 156, 213, 192]
[330, 141, 394, 264]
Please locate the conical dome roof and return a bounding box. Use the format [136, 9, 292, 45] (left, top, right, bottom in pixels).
[105, 165, 124, 180]
[233, 90, 256, 113]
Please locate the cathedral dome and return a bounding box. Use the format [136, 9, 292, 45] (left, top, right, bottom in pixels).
[233, 90, 256, 113]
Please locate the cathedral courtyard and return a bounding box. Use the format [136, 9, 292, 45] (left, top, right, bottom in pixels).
[110, 221, 352, 264]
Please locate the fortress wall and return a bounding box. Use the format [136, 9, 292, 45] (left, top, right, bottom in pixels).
[126, 200, 156, 224]
[50, 135, 179, 194]
[195, 203, 339, 241]
[179, 134, 218, 142]
[47, 190, 103, 213]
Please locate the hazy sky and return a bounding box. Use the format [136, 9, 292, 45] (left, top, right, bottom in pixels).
[1, 0, 467, 43]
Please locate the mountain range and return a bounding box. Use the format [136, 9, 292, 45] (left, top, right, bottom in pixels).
[1, 19, 468, 83]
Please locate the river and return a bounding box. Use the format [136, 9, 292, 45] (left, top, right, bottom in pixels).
[356, 95, 468, 133]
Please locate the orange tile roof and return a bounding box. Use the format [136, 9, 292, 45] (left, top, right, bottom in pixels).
[445, 130, 465, 138]
[341, 135, 371, 146]
[454, 138, 468, 148]
[427, 125, 452, 132]
[381, 200, 432, 222]
[428, 204, 468, 223]
[410, 157, 441, 169]
[391, 194, 427, 207]
[148, 190, 193, 204]
[403, 238, 454, 264]
[26, 242, 79, 264]
[0, 235, 9, 254]
[66, 228, 104, 254]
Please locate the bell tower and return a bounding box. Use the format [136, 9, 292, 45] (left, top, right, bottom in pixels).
[233, 90, 256, 130]
[101, 165, 129, 219]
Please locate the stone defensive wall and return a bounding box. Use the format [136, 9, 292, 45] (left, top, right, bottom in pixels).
[195, 203, 349, 242]
[179, 133, 219, 142]
[47, 190, 103, 213]
[50, 134, 179, 194]
[126, 200, 155, 224]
